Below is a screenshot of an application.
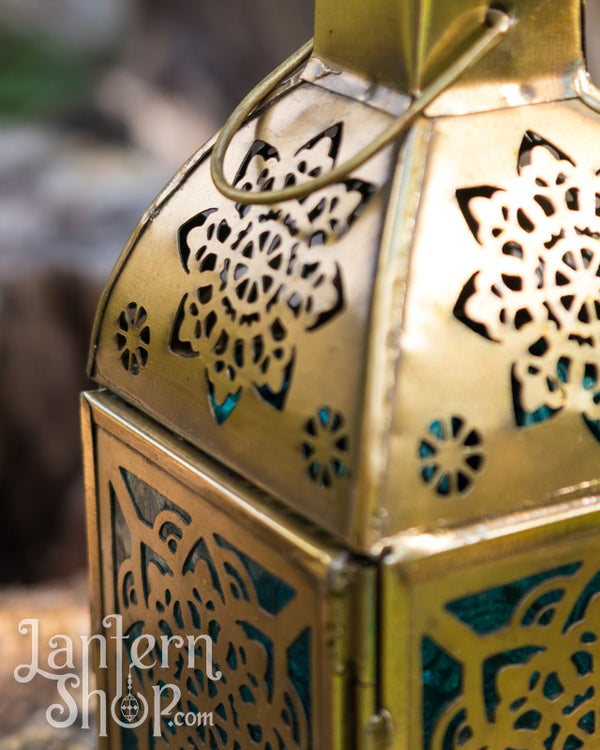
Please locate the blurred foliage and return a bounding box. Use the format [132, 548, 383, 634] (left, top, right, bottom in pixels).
[0, 29, 96, 120]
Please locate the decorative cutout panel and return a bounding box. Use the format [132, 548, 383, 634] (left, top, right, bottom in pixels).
[423, 558, 600, 750]
[116, 303, 151, 376]
[111, 469, 311, 750]
[455, 131, 600, 441]
[84, 392, 351, 750]
[169, 124, 374, 424]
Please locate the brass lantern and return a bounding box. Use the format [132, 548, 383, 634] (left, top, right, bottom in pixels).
[82, 0, 600, 747]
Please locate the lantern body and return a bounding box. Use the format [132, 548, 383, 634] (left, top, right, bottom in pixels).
[83, 1, 600, 747]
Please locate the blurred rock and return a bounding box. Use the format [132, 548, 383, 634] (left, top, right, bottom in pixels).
[0, 573, 92, 742]
[0, 118, 179, 589]
[0, 125, 173, 280]
[94, 68, 220, 165]
[0, 727, 95, 750]
[123, 0, 314, 124]
[0, 271, 101, 583]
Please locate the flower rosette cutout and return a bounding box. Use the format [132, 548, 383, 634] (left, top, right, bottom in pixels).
[454, 131, 600, 440]
[301, 407, 350, 489]
[418, 417, 484, 498]
[115, 302, 151, 375]
[169, 123, 375, 424]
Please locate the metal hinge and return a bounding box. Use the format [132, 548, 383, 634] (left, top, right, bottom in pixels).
[363, 709, 395, 750]
[353, 561, 395, 750]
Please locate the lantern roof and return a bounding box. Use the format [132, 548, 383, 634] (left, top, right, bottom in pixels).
[314, 0, 583, 113]
[89, 0, 600, 553]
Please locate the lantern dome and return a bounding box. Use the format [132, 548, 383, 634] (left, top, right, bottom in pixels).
[88, 0, 600, 553]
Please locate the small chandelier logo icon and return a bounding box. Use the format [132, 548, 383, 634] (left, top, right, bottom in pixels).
[120, 667, 140, 723]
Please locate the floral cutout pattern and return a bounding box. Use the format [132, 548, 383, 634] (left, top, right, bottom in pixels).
[300, 407, 349, 489]
[424, 560, 600, 750]
[169, 123, 375, 424]
[111, 469, 311, 750]
[454, 131, 600, 441]
[115, 302, 150, 375]
[418, 417, 484, 498]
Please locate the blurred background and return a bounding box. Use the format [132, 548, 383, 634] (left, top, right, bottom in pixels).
[1, 0, 600, 746]
[0, 0, 312, 746]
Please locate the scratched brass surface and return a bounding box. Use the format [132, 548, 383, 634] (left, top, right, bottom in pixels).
[82, 390, 370, 750]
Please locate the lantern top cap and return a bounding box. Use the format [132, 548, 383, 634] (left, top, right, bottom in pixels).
[313, 0, 584, 99]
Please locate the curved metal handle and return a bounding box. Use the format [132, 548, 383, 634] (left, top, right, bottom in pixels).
[211, 8, 512, 206]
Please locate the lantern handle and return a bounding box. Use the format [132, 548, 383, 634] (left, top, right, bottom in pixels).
[211, 7, 512, 205]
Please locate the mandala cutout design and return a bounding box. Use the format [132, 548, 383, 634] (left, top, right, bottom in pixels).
[110, 470, 312, 750]
[423, 560, 600, 749]
[454, 131, 600, 441]
[169, 123, 375, 424]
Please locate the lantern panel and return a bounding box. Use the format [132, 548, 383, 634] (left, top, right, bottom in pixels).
[382, 497, 600, 749]
[82, 390, 366, 750]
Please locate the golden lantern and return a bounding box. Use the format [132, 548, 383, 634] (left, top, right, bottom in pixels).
[82, 0, 600, 747]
